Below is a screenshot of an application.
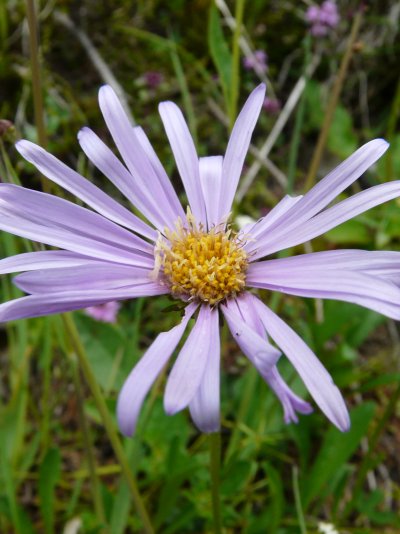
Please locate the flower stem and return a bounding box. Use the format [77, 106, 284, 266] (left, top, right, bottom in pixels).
[209, 431, 222, 534]
[385, 75, 400, 181]
[341, 379, 400, 520]
[287, 34, 311, 193]
[25, 0, 47, 149]
[70, 358, 108, 529]
[303, 8, 363, 191]
[62, 313, 154, 534]
[230, 0, 246, 130]
[292, 465, 307, 534]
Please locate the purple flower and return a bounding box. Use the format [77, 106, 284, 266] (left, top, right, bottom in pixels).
[306, 1, 339, 36]
[262, 97, 281, 115]
[143, 71, 164, 89]
[243, 50, 268, 74]
[85, 301, 120, 323]
[1, 84, 399, 436]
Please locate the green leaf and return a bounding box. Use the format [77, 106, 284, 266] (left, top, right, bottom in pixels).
[324, 219, 371, 245]
[74, 314, 126, 392]
[301, 402, 376, 508]
[39, 448, 61, 534]
[327, 105, 357, 158]
[208, 3, 232, 109]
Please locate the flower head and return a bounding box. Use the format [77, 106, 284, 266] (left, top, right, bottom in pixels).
[1, 83, 399, 437]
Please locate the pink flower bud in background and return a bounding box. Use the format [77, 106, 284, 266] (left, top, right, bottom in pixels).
[305, 1, 339, 37]
[262, 97, 281, 115]
[85, 301, 120, 323]
[143, 71, 164, 89]
[243, 50, 268, 73]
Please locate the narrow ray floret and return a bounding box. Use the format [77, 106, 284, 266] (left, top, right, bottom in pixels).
[0, 82, 399, 437]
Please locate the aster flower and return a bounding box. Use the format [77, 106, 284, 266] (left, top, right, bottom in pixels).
[1, 83, 399, 437]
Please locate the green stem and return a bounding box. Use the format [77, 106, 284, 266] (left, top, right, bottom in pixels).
[287, 35, 311, 193]
[341, 379, 400, 520]
[230, 0, 246, 130]
[62, 313, 154, 534]
[25, 0, 47, 149]
[70, 358, 108, 529]
[292, 465, 307, 534]
[209, 432, 222, 534]
[385, 75, 400, 181]
[225, 365, 257, 461]
[303, 8, 363, 191]
[40, 317, 51, 455]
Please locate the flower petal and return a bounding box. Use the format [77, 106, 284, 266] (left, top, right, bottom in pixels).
[77, 127, 159, 237]
[164, 305, 215, 415]
[189, 307, 220, 433]
[117, 303, 197, 436]
[199, 156, 223, 229]
[98, 85, 178, 228]
[244, 194, 302, 252]
[248, 264, 400, 320]
[221, 299, 281, 373]
[0, 184, 153, 267]
[269, 139, 389, 233]
[232, 293, 312, 424]
[13, 263, 151, 294]
[251, 296, 350, 431]
[0, 284, 167, 322]
[261, 367, 313, 424]
[248, 249, 400, 283]
[133, 126, 186, 221]
[0, 250, 101, 275]
[158, 101, 206, 223]
[15, 140, 153, 236]
[220, 83, 266, 219]
[254, 180, 400, 258]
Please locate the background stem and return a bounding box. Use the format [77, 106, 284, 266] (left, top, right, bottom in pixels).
[62, 313, 154, 534]
[303, 8, 363, 191]
[210, 432, 222, 534]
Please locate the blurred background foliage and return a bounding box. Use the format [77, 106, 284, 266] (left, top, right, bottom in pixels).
[0, 0, 400, 533]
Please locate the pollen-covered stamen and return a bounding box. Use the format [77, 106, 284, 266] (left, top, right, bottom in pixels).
[154, 212, 248, 305]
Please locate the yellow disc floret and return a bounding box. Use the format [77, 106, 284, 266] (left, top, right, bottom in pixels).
[154, 212, 248, 306]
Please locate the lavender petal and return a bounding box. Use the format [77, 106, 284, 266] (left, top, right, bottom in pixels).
[220, 83, 266, 219]
[117, 303, 197, 436]
[199, 156, 223, 229]
[0, 184, 154, 267]
[14, 263, 152, 294]
[77, 127, 159, 238]
[16, 140, 154, 237]
[252, 296, 350, 431]
[254, 180, 400, 259]
[164, 305, 214, 415]
[0, 284, 168, 322]
[248, 265, 400, 320]
[98, 85, 178, 228]
[134, 126, 186, 222]
[158, 101, 206, 223]
[189, 307, 220, 433]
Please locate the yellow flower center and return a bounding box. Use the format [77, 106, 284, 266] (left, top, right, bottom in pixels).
[154, 213, 248, 306]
